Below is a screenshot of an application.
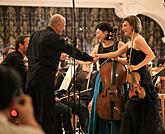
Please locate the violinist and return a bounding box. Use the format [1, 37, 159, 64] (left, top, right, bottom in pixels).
[88, 22, 126, 134]
[94, 15, 165, 134]
[26, 14, 93, 134]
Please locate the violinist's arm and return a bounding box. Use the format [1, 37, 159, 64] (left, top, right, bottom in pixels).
[116, 41, 127, 65]
[95, 44, 128, 59]
[118, 41, 126, 58]
[132, 37, 155, 70]
[76, 44, 99, 65]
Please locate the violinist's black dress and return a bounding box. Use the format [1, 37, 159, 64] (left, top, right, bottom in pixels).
[119, 48, 164, 134]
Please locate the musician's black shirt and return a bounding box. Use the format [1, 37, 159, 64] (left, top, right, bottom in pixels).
[27, 26, 93, 88]
[1, 50, 27, 90]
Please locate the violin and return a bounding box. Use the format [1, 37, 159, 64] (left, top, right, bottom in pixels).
[127, 71, 146, 99]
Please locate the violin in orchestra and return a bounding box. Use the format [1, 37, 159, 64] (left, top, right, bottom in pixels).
[127, 71, 146, 99]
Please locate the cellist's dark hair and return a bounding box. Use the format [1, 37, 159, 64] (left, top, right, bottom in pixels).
[96, 22, 114, 40]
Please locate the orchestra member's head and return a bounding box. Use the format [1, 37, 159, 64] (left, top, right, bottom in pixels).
[95, 22, 114, 42]
[48, 14, 66, 35]
[122, 15, 142, 38]
[15, 35, 30, 57]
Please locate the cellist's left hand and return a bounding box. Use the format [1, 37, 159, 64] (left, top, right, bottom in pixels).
[128, 65, 139, 72]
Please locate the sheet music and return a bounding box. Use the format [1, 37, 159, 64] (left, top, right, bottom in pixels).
[59, 65, 78, 91]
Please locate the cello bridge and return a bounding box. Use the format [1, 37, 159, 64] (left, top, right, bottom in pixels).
[108, 90, 118, 94]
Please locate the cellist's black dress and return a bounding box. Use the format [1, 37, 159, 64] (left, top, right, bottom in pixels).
[88, 43, 122, 134]
[119, 48, 164, 134]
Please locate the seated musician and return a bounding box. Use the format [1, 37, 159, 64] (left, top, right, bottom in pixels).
[55, 97, 74, 134]
[54, 54, 92, 133]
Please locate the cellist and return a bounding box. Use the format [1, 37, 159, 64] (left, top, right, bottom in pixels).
[94, 15, 165, 134]
[87, 22, 126, 134]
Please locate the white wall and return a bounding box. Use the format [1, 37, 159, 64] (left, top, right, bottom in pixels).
[1, 0, 165, 38]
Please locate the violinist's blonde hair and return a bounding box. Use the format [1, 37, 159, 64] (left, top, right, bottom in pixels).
[123, 15, 142, 33]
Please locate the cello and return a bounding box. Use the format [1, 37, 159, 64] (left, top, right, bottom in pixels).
[96, 31, 127, 121]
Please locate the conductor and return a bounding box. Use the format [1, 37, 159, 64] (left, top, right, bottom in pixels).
[26, 14, 93, 134]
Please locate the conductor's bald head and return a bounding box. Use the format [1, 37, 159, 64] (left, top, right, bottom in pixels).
[48, 14, 66, 35]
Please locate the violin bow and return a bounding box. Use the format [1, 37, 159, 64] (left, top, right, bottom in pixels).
[128, 29, 136, 68]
